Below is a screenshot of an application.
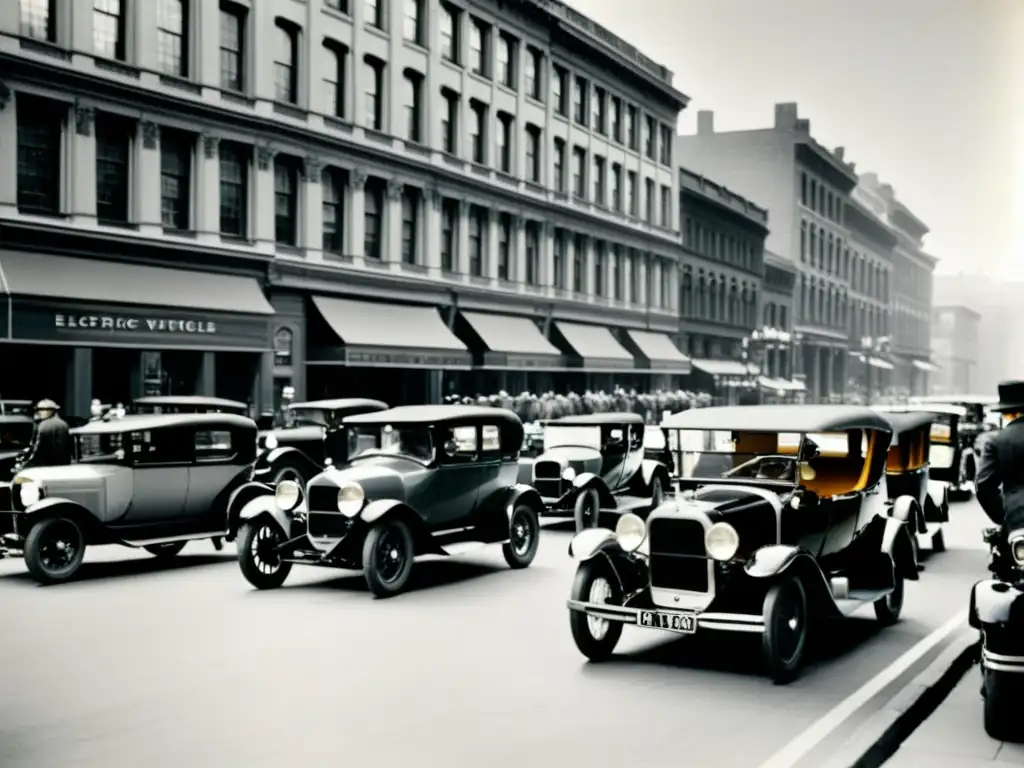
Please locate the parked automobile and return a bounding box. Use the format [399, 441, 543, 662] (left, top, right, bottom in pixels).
[0, 412, 34, 477]
[230, 405, 544, 598]
[133, 395, 249, 416]
[911, 394, 1000, 458]
[255, 398, 389, 487]
[970, 526, 1024, 741]
[880, 403, 976, 501]
[566, 404, 918, 683]
[0, 413, 259, 584]
[523, 413, 670, 532]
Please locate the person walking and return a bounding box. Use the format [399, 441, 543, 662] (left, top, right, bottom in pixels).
[21, 399, 73, 469]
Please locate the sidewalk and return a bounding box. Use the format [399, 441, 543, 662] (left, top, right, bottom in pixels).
[885, 662, 1024, 766]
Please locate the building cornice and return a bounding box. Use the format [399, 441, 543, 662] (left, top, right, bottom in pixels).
[796, 140, 859, 192]
[845, 198, 897, 251]
[679, 167, 769, 231]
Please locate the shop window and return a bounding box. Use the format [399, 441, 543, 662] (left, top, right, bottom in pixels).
[195, 429, 234, 461]
[274, 328, 294, 366]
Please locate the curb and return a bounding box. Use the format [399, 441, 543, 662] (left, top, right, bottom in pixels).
[824, 628, 980, 768]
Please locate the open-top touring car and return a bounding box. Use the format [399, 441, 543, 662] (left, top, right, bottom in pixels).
[566, 404, 919, 683]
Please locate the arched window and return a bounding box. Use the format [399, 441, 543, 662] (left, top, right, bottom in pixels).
[274, 327, 294, 366]
[274, 19, 299, 104]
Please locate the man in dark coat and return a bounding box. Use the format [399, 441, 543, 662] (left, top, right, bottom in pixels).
[22, 399, 72, 468]
[975, 380, 1024, 533]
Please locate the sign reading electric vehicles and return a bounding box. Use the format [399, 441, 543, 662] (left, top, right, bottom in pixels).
[54, 314, 218, 334]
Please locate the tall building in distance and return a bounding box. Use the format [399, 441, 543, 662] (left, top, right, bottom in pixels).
[930, 304, 981, 395]
[935, 274, 1018, 389]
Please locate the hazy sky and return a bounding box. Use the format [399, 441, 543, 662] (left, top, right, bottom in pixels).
[567, 0, 1021, 278]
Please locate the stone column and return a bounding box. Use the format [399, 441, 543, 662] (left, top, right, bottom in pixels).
[303, 157, 324, 260]
[385, 180, 404, 263]
[824, 347, 835, 401]
[253, 147, 276, 249]
[485, 209, 498, 280]
[304, 1, 321, 115]
[136, 121, 162, 236]
[623, 255, 633, 305]
[603, 247, 614, 301]
[348, 167, 367, 260]
[65, 348, 93, 423]
[456, 200, 470, 274]
[196, 352, 216, 395]
[0, 87, 16, 217]
[564, 231, 576, 294]
[70, 105, 97, 226]
[425, 0, 441, 150]
[254, 351, 274, 416]
[425, 188, 443, 274]
[196, 135, 221, 244]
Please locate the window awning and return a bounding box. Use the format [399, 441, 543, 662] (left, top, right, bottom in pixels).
[553, 321, 634, 371]
[309, 296, 471, 369]
[869, 357, 895, 370]
[459, 311, 566, 370]
[758, 376, 789, 391]
[692, 359, 759, 377]
[624, 330, 691, 374]
[913, 360, 939, 372]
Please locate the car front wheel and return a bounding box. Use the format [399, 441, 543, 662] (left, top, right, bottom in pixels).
[24, 517, 87, 585]
[362, 518, 415, 598]
[502, 504, 540, 569]
[569, 558, 624, 661]
[573, 489, 600, 532]
[237, 519, 293, 590]
[873, 571, 904, 625]
[144, 542, 187, 558]
[761, 576, 809, 684]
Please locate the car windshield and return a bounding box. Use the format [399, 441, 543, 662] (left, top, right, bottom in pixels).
[76, 432, 126, 463]
[284, 407, 327, 427]
[543, 425, 627, 450]
[349, 425, 434, 464]
[928, 419, 956, 469]
[0, 421, 33, 450]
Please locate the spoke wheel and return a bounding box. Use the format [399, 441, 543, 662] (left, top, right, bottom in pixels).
[237, 520, 293, 590]
[24, 517, 86, 585]
[573, 489, 600, 533]
[502, 504, 540, 569]
[873, 571, 904, 625]
[569, 558, 624, 661]
[144, 542, 187, 559]
[761, 576, 809, 684]
[362, 519, 414, 598]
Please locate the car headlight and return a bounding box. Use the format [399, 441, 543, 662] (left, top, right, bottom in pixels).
[615, 513, 646, 553]
[705, 522, 739, 561]
[17, 480, 41, 507]
[337, 482, 365, 517]
[1010, 533, 1024, 566]
[561, 467, 576, 481]
[264, 434, 278, 450]
[275, 480, 301, 512]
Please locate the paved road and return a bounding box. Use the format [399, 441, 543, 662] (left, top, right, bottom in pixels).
[0, 502, 992, 768]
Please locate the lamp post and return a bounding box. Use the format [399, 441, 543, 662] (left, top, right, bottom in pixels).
[858, 335, 891, 404]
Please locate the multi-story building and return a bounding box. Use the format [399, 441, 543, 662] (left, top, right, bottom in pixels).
[675, 103, 860, 402]
[935, 274, 1016, 389]
[677, 167, 769, 402]
[0, 0, 689, 420]
[857, 174, 937, 396]
[759, 251, 799, 398]
[930, 304, 981, 395]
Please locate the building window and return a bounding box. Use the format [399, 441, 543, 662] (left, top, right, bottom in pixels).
[324, 0, 349, 10]
[468, 205, 485, 276]
[20, 0, 57, 43]
[93, 0, 126, 61]
[525, 46, 542, 100]
[573, 234, 584, 294]
[363, 56, 384, 130]
[552, 230, 565, 290]
[592, 155, 605, 205]
[469, 18, 489, 77]
[364, 179, 383, 259]
[441, 87, 459, 154]
[592, 86, 606, 134]
[552, 65, 567, 116]
[629, 253, 639, 302]
[498, 33, 515, 88]
[525, 222, 539, 285]
[15, 94, 63, 215]
[611, 163, 621, 211]
[497, 213, 511, 281]
[273, 327, 294, 366]
[402, 69, 422, 142]
[496, 113, 512, 173]
[660, 185, 670, 227]
[157, 0, 189, 76]
[322, 167, 345, 253]
[160, 129, 192, 230]
[572, 146, 586, 198]
[611, 96, 622, 142]
[524, 124, 540, 183]
[274, 156, 298, 246]
[800, 172, 808, 206]
[593, 241, 605, 297]
[218, 141, 248, 237]
[573, 76, 588, 126]
[659, 124, 672, 165]
[403, 0, 422, 44]
[220, 2, 246, 92]
[644, 178, 655, 222]
[626, 105, 637, 150]
[612, 246, 622, 300]
[273, 19, 299, 104]
[644, 115, 656, 160]
[626, 171, 637, 216]
[441, 199, 458, 272]
[95, 113, 131, 224]
[470, 99, 487, 164]
[401, 187, 419, 264]
[440, 3, 459, 63]
[364, 0, 383, 30]
[553, 137, 566, 193]
[323, 40, 347, 118]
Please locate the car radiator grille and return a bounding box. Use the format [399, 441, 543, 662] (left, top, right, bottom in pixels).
[648, 519, 709, 592]
[534, 461, 562, 479]
[306, 512, 352, 540]
[307, 486, 339, 512]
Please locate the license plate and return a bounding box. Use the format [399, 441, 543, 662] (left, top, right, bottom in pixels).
[638, 610, 696, 634]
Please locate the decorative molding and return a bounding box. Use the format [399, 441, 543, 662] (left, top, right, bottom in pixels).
[351, 167, 369, 187]
[386, 180, 404, 201]
[426, 187, 443, 211]
[202, 134, 219, 159]
[305, 156, 324, 180]
[74, 105, 94, 137]
[140, 120, 159, 150]
[514, 216, 526, 232]
[0, 81, 10, 112]
[257, 146, 274, 171]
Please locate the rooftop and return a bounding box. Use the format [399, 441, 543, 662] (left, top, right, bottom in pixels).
[679, 167, 769, 228]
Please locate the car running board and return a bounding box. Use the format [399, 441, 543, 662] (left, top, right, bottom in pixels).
[834, 590, 890, 616]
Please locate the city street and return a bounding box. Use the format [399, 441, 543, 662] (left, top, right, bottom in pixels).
[0, 501, 991, 768]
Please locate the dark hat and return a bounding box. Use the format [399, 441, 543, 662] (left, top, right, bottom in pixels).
[992, 381, 1024, 412]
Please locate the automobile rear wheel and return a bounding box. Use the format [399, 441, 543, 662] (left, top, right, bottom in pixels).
[237, 519, 293, 590]
[574, 489, 600, 533]
[144, 542, 187, 558]
[569, 558, 623, 661]
[873, 570, 904, 625]
[502, 504, 540, 569]
[761, 576, 809, 684]
[983, 668, 1016, 741]
[24, 517, 87, 585]
[272, 464, 304, 487]
[362, 518, 415, 598]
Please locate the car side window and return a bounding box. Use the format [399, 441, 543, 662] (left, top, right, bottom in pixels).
[195, 429, 235, 462]
[131, 428, 192, 465]
[628, 425, 643, 451]
[479, 424, 502, 460]
[443, 425, 479, 464]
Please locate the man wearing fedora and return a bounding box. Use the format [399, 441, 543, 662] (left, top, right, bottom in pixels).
[975, 380, 1024, 535]
[21, 399, 72, 469]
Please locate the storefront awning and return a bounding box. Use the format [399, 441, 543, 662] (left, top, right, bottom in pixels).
[459, 311, 566, 370]
[758, 376, 789, 391]
[309, 296, 471, 369]
[553, 321, 634, 371]
[912, 360, 939, 372]
[869, 357, 894, 370]
[624, 330, 692, 374]
[692, 359, 759, 377]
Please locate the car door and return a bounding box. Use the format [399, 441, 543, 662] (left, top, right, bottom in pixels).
[185, 426, 241, 522]
[126, 427, 191, 522]
[418, 425, 488, 530]
[619, 424, 645, 489]
[599, 425, 628, 490]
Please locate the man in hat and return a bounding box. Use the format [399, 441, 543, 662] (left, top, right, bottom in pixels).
[22, 399, 72, 469]
[975, 380, 1024, 533]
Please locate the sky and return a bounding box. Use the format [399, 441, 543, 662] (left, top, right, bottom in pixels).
[566, 0, 1022, 278]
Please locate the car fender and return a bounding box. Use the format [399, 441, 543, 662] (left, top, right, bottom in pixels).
[259, 447, 321, 478]
[21, 497, 103, 538]
[571, 473, 615, 509]
[234, 493, 291, 536]
[359, 499, 444, 556]
[969, 579, 1024, 628]
[889, 495, 921, 528]
[743, 546, 838, 614]
[639, 459, 670, 491]
[926, 480, 950, 523]
[227, 482, 275, 536]
[881, 516, 920, 580]
[472, 484, 544, 542]
[568, 527, 620, 561]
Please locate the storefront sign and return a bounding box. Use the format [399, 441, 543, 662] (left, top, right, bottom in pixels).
[308, 344, 471, 370]
[54, 314, 218, 334]
[481, 351, 567, 370]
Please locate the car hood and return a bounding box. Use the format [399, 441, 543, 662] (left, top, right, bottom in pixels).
[307, 456, 411, 502]
[648, 489, 780, 553]
[536, 446, 602, 475]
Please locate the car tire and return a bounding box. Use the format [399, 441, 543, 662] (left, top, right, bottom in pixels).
[761, 576, 809, 684]
[362, 518, 415, 598]
[573, 489, 600, 533]
[873, 570, 904, 625]
[983, 668, 1016, 741]
[502, 504, 540, 569]
[237, 519, 293, 590]
[569, 558, 624, 661]
[24, 517, 87, 586]
[272, 464, 305, 487]
[143, 542, 187, 558]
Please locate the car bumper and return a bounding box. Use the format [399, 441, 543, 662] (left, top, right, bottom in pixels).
[566, 599, 765, 634]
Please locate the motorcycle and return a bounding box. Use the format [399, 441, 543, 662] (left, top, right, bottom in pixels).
[969, 525, 1024, 741]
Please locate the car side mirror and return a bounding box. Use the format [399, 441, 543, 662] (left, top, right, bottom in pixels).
[444, 439, 458, 457]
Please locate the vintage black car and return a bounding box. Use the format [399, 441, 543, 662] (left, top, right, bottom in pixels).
[970, 526, 1024, 741]
[229, 405, 544, 598]
[255, 398, 389, 487]
[882, 403, 976, 501]
[0, 413, 259, 584]
[522, 413, 670, 532]
[566, 405, 919, 683]
[133, 395, 249, 416]
[0, 412, 35, 477]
